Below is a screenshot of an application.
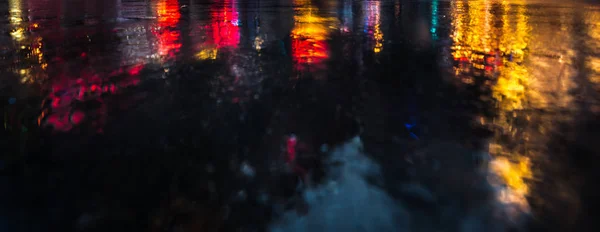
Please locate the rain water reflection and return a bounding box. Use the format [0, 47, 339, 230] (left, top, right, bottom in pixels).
[447, 1, 599, 229]
[1, 0, 599, 231]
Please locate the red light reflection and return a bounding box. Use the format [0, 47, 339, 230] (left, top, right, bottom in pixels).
[210, 0, 240, 48]
[195, 0, 240, 60]
[154, 0, 181, 60]
[292, 39, 328, 68]
[291, 6, 331, 71]
[42, 64, 143, 132]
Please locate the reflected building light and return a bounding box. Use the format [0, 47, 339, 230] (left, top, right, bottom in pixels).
[9, 0, 25, 40]
[154, 0, 182, 61]
[527, 6, 577, 111]
[491, 2, 533, 212]
[211, 0, 240, 48]
[430, 0, 438, 41]
[196, 0, 240, 60]
[8, 0, 23, 26]
[451, 0, 493, 62]
[364, 1, 383, 53]
[10, 28, 25, 40]
[450, 0, 584, 221]
[490, 156, 533, 208]
[291, 0, 336, 70]
[196, 47, 218, 60]
[19, 37, 48, 84]
[450, 0, 534, 215]
[451, 0, 510, 78]
[585, 10, 600, 92]
[7, 0, 48, 84]
[494, 3, 531, 111]
[588, 57, 600, 86]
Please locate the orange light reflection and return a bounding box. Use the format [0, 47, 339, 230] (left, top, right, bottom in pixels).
[291, 0, 335, 70]
[155, 0, 181, 60]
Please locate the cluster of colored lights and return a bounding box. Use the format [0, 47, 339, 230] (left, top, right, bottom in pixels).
[291, 1, 332, 70]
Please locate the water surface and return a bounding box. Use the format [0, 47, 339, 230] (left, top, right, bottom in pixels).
[1, 0, 599, 231]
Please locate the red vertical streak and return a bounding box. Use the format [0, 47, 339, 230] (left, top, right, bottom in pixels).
[156, 0, 181, 59]
[210, 0, 239, 48]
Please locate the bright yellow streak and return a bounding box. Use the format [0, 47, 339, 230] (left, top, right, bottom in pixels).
[489, 3, 533, 208]
[196, 47, 218, 60]
[9, 0, 22, 25]
[6, 0, 48, 85]
[493, 64, 529, 111]
[291, 22, 328, 41]
[451, 0, 534, 213]
[9, 0, 25, 40]
[372, 2, 383, 53]
[374, 27, 383, 53]
[291, 0, 337, 41]
[295, 14, 327, 24]
[450, 1, 469, 60]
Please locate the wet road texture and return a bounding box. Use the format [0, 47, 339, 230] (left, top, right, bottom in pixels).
[1, 0, 600, 231]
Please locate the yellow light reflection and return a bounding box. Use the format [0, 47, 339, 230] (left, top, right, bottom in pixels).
[9, 0, 22, 26]
[492, 3, 533, 209]
[291, 0, 337, 68]
[9, 0, 25, 41]
[585, 9, 600, 91]
[493, 65, 529, 111]
[196, 47, 218, 60]
[8, 0, 48, 84]
[10, 27, 25, 40]
[292, 23, 328, 41]
[490, 156, 532, 201]
[451, 0, 534, 212]
[364, 1, 383, 53]
[20, 37, 47, 84]
[374, 26, 383, 53]
[292, 8, 330, 42]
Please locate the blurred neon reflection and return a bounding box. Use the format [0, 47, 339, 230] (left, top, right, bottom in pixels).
[155, 0, 181, 60]
[291, 0, 334, 70]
